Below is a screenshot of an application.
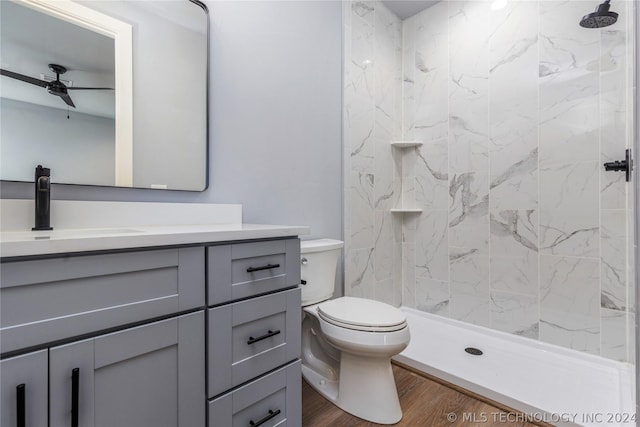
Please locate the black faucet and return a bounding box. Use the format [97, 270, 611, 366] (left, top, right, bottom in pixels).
[33, 165, 53, 231]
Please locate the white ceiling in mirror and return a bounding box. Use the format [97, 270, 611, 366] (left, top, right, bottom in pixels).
[381, 0, 440, 20]
[0, 1, 116, 119]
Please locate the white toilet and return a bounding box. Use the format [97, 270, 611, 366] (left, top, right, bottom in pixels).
[300, 239, 410, 425]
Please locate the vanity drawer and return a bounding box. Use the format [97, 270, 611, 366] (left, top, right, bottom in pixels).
[208, 287, 301, 398]
[208, 360, 301, 427]
[0, 247, 204, 354]
[207, 238, 300, 306]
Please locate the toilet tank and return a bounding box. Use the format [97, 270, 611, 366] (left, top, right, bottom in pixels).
[300, 239, 344, 306]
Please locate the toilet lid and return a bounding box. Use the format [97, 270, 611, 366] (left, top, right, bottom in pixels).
[317, 297, 407, 332]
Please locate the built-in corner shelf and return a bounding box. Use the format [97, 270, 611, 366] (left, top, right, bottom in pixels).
[390, 208, 423, 214]
[390, 141, 423, 148]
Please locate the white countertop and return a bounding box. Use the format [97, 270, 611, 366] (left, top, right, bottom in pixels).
[1, 224, 310, 258]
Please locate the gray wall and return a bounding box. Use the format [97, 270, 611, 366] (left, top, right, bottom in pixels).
[1, 98, 115, 185]
[1, 1, 343, 242]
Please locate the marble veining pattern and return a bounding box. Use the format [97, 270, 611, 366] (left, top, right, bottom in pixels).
[344, 0, 634, 362]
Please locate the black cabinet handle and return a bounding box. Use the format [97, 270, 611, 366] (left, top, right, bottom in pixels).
[249, 409, 281, 427]
[16, 384, 25, 427]
[247, 329, 281, 345]
[71, 368, 79, 427]
[246, 263, 280, 273]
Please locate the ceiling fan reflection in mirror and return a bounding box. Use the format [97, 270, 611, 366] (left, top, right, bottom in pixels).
[0, 63, 113, 108]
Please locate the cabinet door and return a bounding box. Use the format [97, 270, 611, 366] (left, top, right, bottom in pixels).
[0, 350, 47, 427]
[50, 312, 205, 427]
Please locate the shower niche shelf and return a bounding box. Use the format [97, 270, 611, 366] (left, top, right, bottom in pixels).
[390, 141, 423, 148]
[390, 140, 424, 214]
[390, 208, 423, 214]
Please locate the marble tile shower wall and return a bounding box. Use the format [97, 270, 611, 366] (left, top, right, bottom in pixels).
[344, 0, 634, 362]
[343, 1, 404, 306]
[399, 0, 635, 362]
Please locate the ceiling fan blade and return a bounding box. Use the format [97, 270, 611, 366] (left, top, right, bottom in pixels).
[59, 93, 76, 108]
[0, 68, 48, 88]
[67, 87, 114, 90]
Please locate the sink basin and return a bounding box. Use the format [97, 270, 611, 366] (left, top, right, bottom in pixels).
[1, 228, 143, 242]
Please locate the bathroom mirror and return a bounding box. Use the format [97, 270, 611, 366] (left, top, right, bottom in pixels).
[0, 0, 209, 191]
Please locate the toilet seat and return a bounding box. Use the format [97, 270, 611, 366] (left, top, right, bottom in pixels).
[317, 297, 407, 332]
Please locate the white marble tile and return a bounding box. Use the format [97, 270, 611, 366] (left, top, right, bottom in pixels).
[449, 249, 490, 298]
[540, 255, 600, 355]
[488, 0, 538, 196]
[352, 1, 374, 24]
[374, 123, 397, 211]
[539, 1, 600, 77]
[600, 210, 628, 311]
[415, 277, 449, 317]
[402, 210, 418, 244]
[540, 161, 599, 212]
[450, 293, 491, 328]
[539, 209, 599, 258]
[600, 28, 629, 210]
[489, 0, 538, 83]
[401, 148, 416, 208]
[600, 166, 627, 212]
[347, 13, 375, 175]
[490, 253, 538, 297]
[449, 172, 489, 252]
[490, 291, 539, 339]
[490, 209, 537, 256]
[415, 140, 448, 210]
[538, 91, 599, 167]
[350, 171, 375, 249]
[375, 277, 395, 307]
[346, 100, 375, 175]
[402, 242, 416, 307]
[415, 210, 449, 282]
[349, 11, 374, 98]
[490, 147, 538, 212]
[402, 15, 416, 141]
[374, 210, 394, 281]
[539, 1, 599, 168]
[392, 239, 402, 306]
[600, 308, 630, 362]
[346, 247, 375, 299]
[448, 2, 489, 177]
[412, 1, 448, 143]
[448, 118, 489, 176]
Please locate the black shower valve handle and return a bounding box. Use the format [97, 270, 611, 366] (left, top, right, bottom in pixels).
[603, 149, 632, 182]
[603, 160, 627, 172]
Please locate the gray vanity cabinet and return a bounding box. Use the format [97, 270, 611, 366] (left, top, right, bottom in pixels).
[208, 288, 301, 397]
[1, 235, 303, 427]
[206, 237, 302, 425]
[48, 311, 205, 427]
[1, 246, 204, 354]
[0, 350, 48, 427]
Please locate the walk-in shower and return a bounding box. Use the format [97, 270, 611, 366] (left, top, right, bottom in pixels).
[343, 0, 637, 424]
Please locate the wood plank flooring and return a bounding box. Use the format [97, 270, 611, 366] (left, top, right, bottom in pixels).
[302, 364, 542, 427]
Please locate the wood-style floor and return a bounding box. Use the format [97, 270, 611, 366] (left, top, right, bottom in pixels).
[302, 363, 542, 427]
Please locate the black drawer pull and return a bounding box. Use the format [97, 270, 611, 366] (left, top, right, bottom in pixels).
[247, 329, 281, 345]
[249, 409, 281, 427]
[71, 368, 79, 427]
[16, 384, 25, 427]
[246, 263, 280, 273]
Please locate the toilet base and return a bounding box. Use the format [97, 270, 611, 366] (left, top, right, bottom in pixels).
[337, 353, 403, 424]
[303, 352, 403, 425]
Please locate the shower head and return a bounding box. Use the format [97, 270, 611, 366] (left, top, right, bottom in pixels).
[579, 0, 618, 28]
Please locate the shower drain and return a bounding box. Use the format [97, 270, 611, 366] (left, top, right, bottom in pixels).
[464, 347, 483, 356]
